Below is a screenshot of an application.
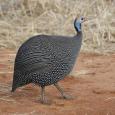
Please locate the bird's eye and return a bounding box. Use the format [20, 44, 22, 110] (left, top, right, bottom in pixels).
[81, 17, 84, 20]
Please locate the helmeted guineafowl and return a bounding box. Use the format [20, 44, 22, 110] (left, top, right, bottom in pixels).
[11, 17, 86, 104]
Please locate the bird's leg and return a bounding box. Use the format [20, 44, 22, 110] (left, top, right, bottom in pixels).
[54, 83, 74, 100]
[40, 86, 45, 103]
[40, 86, 51, 104]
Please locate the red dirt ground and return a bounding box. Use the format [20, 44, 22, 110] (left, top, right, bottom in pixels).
[0, 50, 115, 115]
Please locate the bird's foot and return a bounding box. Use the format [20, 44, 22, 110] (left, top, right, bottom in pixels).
[40, 98, 52, 105]
[62, 94, 74, 100]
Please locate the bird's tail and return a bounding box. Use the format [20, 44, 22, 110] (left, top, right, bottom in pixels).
[11, 72, 17, 92]
[11, 87, 16, 92]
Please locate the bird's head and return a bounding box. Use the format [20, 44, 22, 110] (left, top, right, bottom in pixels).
[74, 16, 86, 32]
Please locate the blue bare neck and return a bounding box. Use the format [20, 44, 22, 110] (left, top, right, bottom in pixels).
[74, 19, 82, 33]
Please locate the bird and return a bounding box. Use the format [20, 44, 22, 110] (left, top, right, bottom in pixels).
[11, 16, 86, 104]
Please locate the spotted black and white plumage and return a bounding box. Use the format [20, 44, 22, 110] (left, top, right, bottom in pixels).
[11, 17, 85, 103]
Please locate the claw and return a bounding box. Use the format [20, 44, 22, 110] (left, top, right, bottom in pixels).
[63, 94, 74, 100]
